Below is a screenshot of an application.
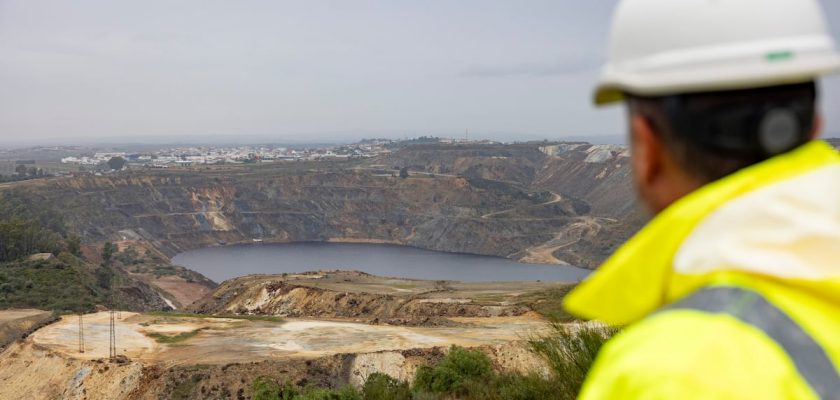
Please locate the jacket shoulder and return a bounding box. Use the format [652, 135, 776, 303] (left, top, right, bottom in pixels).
[578, 310, 817, 400]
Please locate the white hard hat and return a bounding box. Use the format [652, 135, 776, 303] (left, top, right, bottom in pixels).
[594, 0, 840, 105]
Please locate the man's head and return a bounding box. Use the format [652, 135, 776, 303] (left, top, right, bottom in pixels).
[625, 82, 819, 214]
[591, 0, 840, 213]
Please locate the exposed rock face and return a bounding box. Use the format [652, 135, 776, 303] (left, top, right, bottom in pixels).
[0, 338, 545, 399]
[0, 342, 145, 400]
[187, 271, 559, 324]
[372, 142, 646, 266]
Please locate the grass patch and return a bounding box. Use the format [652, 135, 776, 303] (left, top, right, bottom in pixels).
[146, 328, 206, 344]
[528, 322, 619, 398]
[515, 286, 576, 321]
[145, 311, 284, 323]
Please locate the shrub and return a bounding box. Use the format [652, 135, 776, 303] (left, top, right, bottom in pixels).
[362, 373, 411, 400]
[491, 373, 566, 400]
[528, 322, 618, 398]
[252, 377, 281, 400]
[294, 386, 361, 400]
[252, 377, 361, 400]
[413, 345, 493, 394]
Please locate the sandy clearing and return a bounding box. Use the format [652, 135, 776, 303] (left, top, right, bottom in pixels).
[31, 312, 157, 360]
[31, 313, 549, 365]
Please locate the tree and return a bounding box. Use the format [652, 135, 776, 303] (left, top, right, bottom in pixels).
[102, 242, 116, 264]
[14, 165, 27, 176]
[66, 235, 81, 257]
[107, 157, 126, 171]
[399, 167, 409, 179]
[95, 265, 113, 290]
[27, 167, 37, 177]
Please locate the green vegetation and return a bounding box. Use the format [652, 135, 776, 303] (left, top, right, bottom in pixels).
[528, 323, 619, 397]
[0, 218, 63, 262]
[250, 324, 615, 400]
[0, 188, 67, 235]
[107, 156, 126, 171]
[146, 311, 284, 323]
[517, 286, 576, 321]
[0, 255, 102, 312]
[172, 373, 205, 400]
[0, 188, 70, 263]
[146, 328, 207, 344]
[65, 234, 81, 257]
[413, 346, 493, 394]
[362, 373, 411, 400]
[253, 377, 362, 400]
[0, 249, 170, 312]
[102, 242, 117, 265]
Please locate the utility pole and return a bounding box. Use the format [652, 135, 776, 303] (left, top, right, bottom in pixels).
[78, 313, 85, 354]
[109, 310, 116, 359]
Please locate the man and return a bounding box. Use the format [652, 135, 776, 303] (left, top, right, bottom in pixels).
[562, 0, 840, 398]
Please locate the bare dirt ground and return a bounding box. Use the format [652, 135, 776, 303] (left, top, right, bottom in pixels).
[145, 275, 213, 308]
[31, 312, 548, 366]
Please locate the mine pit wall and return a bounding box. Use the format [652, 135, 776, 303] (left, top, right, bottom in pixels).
[0, 142, 649, 277]
[7, 160, 626, 268]
[0, 340, 546, 400]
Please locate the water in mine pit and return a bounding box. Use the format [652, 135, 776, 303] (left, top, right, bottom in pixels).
[173, 242, 591, 283]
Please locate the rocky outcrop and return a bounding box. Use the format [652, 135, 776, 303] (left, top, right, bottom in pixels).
[188, 271, 541, 324]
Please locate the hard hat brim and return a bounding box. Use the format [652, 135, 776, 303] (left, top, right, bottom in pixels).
[594, 54, 840, 106]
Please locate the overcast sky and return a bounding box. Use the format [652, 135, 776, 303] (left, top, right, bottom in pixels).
[1, 1, 839, 145]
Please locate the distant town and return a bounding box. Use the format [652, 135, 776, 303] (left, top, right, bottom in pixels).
[60, 140, 393, 168]
[0, 136, 503, 179]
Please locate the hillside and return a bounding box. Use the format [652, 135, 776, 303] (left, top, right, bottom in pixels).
[0, 143, 643, 270]
[370, 142, 646, 265]
[0, 141, 646, 316]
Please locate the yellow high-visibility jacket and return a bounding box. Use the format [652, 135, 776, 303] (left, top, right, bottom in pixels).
[564, 140, 840, 399]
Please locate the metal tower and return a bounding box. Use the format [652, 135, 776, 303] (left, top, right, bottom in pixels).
[109, 310, 116, 359]
[78, 313, 85, 353]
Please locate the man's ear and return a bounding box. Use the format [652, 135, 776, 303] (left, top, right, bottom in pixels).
[630, 113, 663, 188]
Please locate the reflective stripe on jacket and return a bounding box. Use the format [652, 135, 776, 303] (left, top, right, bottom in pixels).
[563, 140, 840, 399]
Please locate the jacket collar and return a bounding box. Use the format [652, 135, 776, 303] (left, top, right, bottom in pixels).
[563, 140, 840, 325]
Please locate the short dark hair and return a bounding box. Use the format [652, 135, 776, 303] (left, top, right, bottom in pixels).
[627, 82, 817, 183]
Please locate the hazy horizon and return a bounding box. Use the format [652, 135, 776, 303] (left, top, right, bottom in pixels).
[2, 1, 839, 146]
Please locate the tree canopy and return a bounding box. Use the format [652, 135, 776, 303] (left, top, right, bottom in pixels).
[108, 156, 126, 170]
